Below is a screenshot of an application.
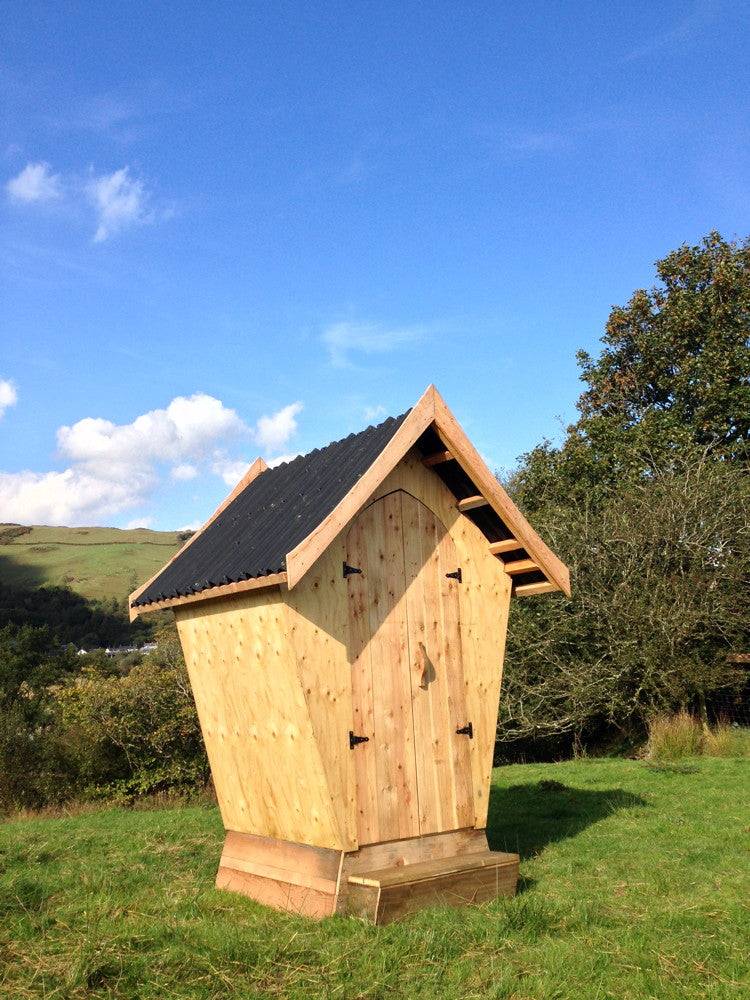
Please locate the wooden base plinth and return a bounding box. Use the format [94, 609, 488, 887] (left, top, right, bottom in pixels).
[215, 829, 519, 924]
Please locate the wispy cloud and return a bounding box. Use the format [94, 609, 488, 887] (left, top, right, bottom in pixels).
[87, 167, 151, 242]
[6, 162, 62, 202]
[363, 404, 387, 422]
[322, 321, 425, 368]
[0, 379, 18, 419]
[4, 160, 163, 242]
[623, 1, 717, 62]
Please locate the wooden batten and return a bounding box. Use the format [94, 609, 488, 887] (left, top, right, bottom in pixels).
[488, 539, 523, 555]
[503, 558, 540, 576]
[422, 449, 453, 467]
[515, 580, 558, 597]
[457, 495, 489, 513]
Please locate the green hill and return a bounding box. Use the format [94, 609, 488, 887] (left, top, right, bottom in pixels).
[0, 524, 184, 604]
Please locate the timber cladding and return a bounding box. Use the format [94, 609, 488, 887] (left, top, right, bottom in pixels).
[137, 387, 569, 922]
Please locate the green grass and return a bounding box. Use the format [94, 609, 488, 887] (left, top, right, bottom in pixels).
[0, 524, 182, 603]
[1, 758, 748, 999]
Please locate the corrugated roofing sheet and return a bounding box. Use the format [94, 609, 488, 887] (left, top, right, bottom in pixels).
[133, 410, 410, 607]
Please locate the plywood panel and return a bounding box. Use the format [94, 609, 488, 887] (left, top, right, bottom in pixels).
[175, 590, 344, 849]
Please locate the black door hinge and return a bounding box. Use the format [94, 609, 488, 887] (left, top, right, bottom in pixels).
[343, 562, 362, 578]
[349, 730, 370, 749]
[456, 722, 474, 739]
[446, 568, 462, 582]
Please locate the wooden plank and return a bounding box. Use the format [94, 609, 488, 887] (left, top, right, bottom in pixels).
[374, 858, 518, 924]
[344, 849, 520, 924]
[422, 449, 453, 467]
[515, 580, 558, 597]
[402, 492, 472, 836]
[335, 826, 489, 914]
[349, 849, 519, 887]
[432, 387, 570, 596]
[129, 456, 268, 619]
[285, 539, 358, 851]
[342, 827, 488, 876]
[285, 386, 437, 588]
[457, 495, 489, 512]
[503, 558, 540, 575]
[221, 831, 341, 882]
[402, 492, 474, 835]
[488, 539, 523, 555]
[131, 572, 287, 617]
[364, 449, 512, 830]
[364, 492, 421, 842]
[345, 508, 380, 847]
[216, 866, 335, 918]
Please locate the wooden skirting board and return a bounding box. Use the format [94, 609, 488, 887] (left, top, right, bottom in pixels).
[216, 828, 519, 924]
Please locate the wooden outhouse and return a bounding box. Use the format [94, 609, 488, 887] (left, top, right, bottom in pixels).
[130, 386, 570, 923]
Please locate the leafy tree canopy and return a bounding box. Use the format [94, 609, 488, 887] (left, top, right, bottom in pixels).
[514, 232, 750, 513]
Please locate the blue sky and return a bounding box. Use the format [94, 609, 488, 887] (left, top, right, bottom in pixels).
[1, 1, 748, 529]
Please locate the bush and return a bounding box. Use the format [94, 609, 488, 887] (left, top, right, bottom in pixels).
[55, 654, 209, 800]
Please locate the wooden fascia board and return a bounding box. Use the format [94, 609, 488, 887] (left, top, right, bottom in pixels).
[128, 456, 269, 621]
[284, 385, 438, 589]
[431, 389, 571, 597]
[130, 572, 288, 616]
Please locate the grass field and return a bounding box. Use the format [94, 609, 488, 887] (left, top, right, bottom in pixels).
[0, 525, 182, 603]
[1, 756, 748, 1000]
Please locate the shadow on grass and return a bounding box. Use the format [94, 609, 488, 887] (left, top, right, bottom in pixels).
[486, 778, 647, 860]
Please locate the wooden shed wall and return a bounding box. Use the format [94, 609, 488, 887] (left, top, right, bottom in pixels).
[175, 447, 512, 853]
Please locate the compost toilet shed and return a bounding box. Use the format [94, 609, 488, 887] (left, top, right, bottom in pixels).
[130, 385, 570, 923]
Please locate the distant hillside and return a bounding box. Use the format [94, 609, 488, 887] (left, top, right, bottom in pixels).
[0, 524, 184, 605]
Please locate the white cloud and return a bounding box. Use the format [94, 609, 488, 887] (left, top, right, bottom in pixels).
[126, 516, 153, 529]
[0, 393, 248, 527]
[0, 379, 18, 419]
[322, 321, 423, 367]
[6, 162, 62, 202]
[57, 393, 245, 471]
[212, 457, 251, 487]
[254, 401, 303, 453]
[170, 463, 198, 481]
[266, 452, 301, 468]
[87, 166, 150, 242]
[0, 393, 309, 527]
[0, 467, 152, 527]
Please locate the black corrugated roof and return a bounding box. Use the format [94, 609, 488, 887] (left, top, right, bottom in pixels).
[133, 410, 410, 607]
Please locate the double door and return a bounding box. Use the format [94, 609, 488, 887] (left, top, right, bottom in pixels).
[346, 490, 474, 845]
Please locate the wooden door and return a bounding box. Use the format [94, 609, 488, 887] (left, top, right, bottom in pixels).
[345, 490, 474, 845]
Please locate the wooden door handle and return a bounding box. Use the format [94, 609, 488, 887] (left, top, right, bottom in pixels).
[417, 642, 435, 689]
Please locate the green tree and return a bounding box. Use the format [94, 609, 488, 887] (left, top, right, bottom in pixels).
[514, 232, 750, 514]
